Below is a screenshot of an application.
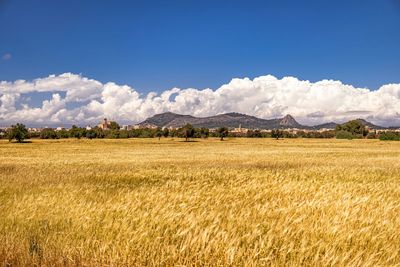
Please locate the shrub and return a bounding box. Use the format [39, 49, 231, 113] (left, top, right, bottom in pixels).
[336, 130, 354, 140]
[57, 129, 70, 139]
[379, 132, 400, 141]
[40, 128, 58, 139]
[86, 129, 97, 139]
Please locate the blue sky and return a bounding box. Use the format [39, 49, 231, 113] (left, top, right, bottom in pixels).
[1, 0, 400, 93]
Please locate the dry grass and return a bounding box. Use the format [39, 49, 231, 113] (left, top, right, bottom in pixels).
[0, 138, 400, 266]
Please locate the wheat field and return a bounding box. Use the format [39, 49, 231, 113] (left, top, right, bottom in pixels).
[0, 138, 399, 266]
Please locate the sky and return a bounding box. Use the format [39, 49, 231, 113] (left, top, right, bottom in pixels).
[0, 0, 399, 127]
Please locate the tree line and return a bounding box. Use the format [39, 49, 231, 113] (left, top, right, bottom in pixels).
[2, 120, 399, 143]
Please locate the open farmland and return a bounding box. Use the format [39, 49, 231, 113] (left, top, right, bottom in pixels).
[1, 138, 400, 266]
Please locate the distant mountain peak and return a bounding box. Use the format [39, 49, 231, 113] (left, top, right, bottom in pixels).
[279, 114, 300, 127]
[354, 118, 385, 129]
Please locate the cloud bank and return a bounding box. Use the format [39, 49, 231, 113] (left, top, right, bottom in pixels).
[0, 73, 399, 126]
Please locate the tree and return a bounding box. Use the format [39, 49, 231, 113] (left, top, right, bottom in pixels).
[217, 127, 229, 141]
[40, 128, 58, 139]
[8, 123, 29, 143]
[69, 125, 84, 139]
[155, 127, 163, 140]
[86, 129, 97, 139]
[109, 121, 120, 130]
[199, 127, 209, 139]
[57, 129, 70, 139]
[162, 128, 170, 138]
[181, 124, 195, 142]
[271, 129, 283, 140]
[253, 129, 262, 138]
[119, 130, 129, 138]
[105, 129, 120, 139]
[94, 128, 105, 138]
[336, 120, 368, 138]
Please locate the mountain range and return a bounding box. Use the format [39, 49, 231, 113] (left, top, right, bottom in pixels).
[138, 112, 386, 130]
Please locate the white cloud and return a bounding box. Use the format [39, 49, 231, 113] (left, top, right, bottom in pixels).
[0, 73, 399, 126]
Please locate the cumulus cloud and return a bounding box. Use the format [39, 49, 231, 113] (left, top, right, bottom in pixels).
[0, 73, 399, 126]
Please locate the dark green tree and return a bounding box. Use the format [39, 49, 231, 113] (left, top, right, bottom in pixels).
[40, 128, 58, 139]
[336, 120, 369, 138]
[199, 127, 209, 139]
[181, 124, 195, 142]
[57, 129, 69, 139]
[86, 129, 97, 139]
[69, 125, 85, 139]
[162, 128, 170, 138]
[8, 123, 29, 143]
[216, 127, 229, 141]
[105, 129, 120, 138]
[169, 129, 178, 138]
[155, 127, 163, 140]
[94, 127, 105, 138]
[109, 121, 120, 130]
[271, 129, 283, 140]
[253, 129, 262, 138]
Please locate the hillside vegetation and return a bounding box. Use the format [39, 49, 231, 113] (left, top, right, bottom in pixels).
[1, 138, 400, 266]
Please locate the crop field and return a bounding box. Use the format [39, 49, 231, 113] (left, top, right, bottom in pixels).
[1, 138, 400, 266]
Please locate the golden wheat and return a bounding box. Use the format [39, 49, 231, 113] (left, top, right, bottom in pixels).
[0, 138, 400, 266]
